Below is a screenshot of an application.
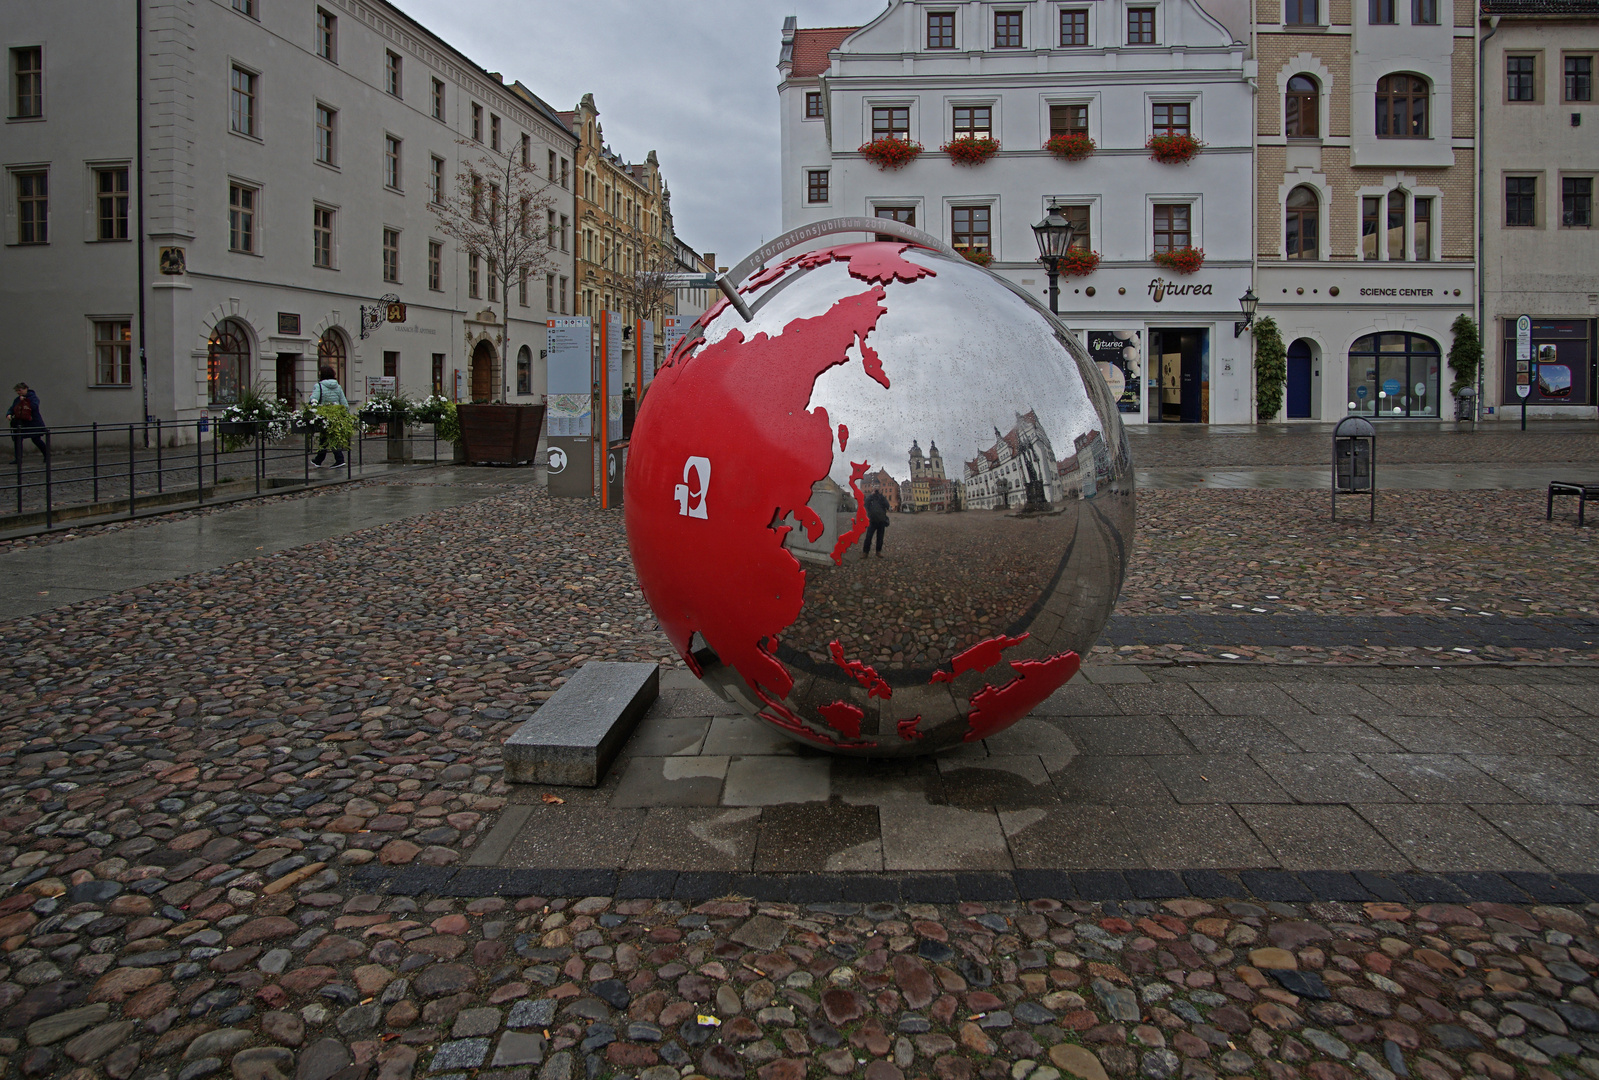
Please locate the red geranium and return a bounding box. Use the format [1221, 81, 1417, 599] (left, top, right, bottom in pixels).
[959, 248, 993, 266]
[1151, 246, 1205, 274]
[1147, 133, 1203, 164]
[1059, 249, 1101, 277]
[1044, 133, 1096, 161]
[941, 136, 1000, 165]
[858, 137, 924, 170]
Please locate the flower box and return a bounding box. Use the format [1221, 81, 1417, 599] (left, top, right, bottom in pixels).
[1044, 133, 1096, 161]
[1151, 246, 1205, 274]
[941, 136, 1000, 165]
[457, 403, 546, 465]
[1059, 249, 1101, 277]
[959, 249, 993, 267]
[1147, 134, 1203, 164]
[858, 137, 923, 170]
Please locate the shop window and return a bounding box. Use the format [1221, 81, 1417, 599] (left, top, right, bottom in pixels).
[1348, 332, 1440, 417]
[209, 319, 252, 405]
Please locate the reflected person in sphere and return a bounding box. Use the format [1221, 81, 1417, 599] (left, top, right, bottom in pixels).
[862, 488, 891, 558]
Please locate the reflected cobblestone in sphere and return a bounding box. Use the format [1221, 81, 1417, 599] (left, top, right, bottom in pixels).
[626, 241, 1135, 756]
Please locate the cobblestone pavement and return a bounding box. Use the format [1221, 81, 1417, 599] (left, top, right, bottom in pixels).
[0, 452, 1595, 1079]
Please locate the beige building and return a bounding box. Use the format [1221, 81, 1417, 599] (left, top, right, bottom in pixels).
[1253, 0, 1478, 420]
[1478, 0, 1598, 420]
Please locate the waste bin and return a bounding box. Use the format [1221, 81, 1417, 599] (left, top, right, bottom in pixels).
[1332, 415, 1376, 521]
[607, 440, 627, 508]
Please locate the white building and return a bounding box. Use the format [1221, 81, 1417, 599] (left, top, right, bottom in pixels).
[0, 0, 577, 436]
[778, 0, 1256, 424]
[964, 410, 1062, 509]
[1476, 0, 1598, 421]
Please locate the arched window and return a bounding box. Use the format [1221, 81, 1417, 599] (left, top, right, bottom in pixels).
[207, 319, 250, 405]
[1376, 75, 1428, 138]
[1347, 332, 1441, 417]
[516, 344, 532, 395]
[317, 328, 347, 386]
[1286, 186, 1319, 260]
[1285, 75, 1319, 137]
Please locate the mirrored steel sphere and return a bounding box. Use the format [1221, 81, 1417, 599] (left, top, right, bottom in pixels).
[625, 240, 1135, 756]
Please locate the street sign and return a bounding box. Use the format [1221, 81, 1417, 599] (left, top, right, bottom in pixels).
[661, 273, 718, 289]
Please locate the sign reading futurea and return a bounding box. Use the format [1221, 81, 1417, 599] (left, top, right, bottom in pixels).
[1147, 278, 1214, 302]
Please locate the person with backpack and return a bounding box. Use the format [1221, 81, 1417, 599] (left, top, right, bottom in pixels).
[7, 382, 47, 464]
[309, 365, 350, 468]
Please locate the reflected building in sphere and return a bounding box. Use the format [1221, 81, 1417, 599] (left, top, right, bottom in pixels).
[964, 410, 1061, 510]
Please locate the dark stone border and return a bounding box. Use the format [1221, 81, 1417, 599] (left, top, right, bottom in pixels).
[348, 864, 1599, 904]
[1101, 613, 1599, 650]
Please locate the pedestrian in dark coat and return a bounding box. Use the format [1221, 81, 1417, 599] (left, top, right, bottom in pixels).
[7, 382, 47, 463]
[862, 490, 891, 557]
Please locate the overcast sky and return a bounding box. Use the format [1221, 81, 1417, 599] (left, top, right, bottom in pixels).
[394, 0, 883, 268]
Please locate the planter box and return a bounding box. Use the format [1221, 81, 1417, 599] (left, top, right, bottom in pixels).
[457, 404, 545, 465]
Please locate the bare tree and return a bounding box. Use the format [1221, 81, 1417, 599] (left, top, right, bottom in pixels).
[431, 139, 563, 402]
[607, 215, 674, 328]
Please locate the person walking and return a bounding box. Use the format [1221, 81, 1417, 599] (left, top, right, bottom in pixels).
[862, 489, 890, 558]
[309, 365, 350, 468]
[7, 382, 47, 464]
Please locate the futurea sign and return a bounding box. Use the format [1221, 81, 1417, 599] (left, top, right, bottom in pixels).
[1147, 278, 1214, 302]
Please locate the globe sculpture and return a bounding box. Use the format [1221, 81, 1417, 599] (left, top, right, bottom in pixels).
[625, 220, 1135, 756]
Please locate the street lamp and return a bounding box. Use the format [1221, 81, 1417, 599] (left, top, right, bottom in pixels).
[1234, 287, 1259, 338]
[1031, 206, 1076, 315]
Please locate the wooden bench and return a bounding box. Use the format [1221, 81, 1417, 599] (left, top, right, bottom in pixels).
[1547, 480, 1598, 527]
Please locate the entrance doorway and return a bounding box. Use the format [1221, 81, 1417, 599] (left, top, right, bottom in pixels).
[470, 340, 496, 402]
[1150, 329, 1208, 422]
[275, 354, 301, 406]
[1287, 339, 1313, 418]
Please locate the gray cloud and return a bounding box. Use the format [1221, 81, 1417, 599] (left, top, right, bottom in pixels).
[392, 0, 882, 267]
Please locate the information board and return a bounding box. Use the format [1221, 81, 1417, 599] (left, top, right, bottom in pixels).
[365, 375, 396, 400]
[636, 319, 655, 388]
[546, 316, 592, 436]
[661, 316, 687, 371]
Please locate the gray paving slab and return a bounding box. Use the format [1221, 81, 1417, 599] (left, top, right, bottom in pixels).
[936, 755, 1061, 809]
[622, 717, 711, 757]
[1060, 717, 1192, 756]
[1472, 755, 1599, 803]
[999, 806, 1145, 869]
[608, 756, 729, 808]
[753, 803, 883, 872]
[498, 807, 645, 869]
[1237, 805, 1411, 870]
[1191, 684, 1310, 717]
[701, 715, 811, 757]
[1120, 805, 1279, 868]
[1357, 715, 1503, 754]
[1105, 683, 1216, 715]
[1052, 755, 1176, 806]
[1167, 715, 1304, 755]
[879, 803, 1014, 871]
[1355, 804, 1544, 872]
[1268, 715, 1404, 754]
[1473, 804, 1599, 872]
[1280, 684, 1394, 716]
[1147, 754, 1294, 804]
[721, 755, 830, 806]
[1253, 752, 1409, 804]
[1035, 681, 1123, 716]
[1357, 753, 1528, 803]
[980, 717, 1079, 772]
[623, 807, 760, 871]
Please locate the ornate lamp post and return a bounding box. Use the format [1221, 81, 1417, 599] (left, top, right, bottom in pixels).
[1031, 206, 1076, 315]
[1234, 287, 1259, 338]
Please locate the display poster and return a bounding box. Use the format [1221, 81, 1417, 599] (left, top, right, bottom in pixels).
[1501, 318, 1592, 405]
[546, 316, 592, 436]
[1085, 330, 1143, 414]
[661, 317, 687, 372]
[636, 319, 655, 388]
[365, 375, 396, 400]
[454, 369, 464, 403]
[603, 311, 624, 392]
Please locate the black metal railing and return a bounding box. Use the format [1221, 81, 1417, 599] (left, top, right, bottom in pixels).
[3, 419, 458, 531]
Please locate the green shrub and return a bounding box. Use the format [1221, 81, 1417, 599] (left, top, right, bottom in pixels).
[1253, 316, 1287, 422]
[314, 404, 356, 450]
[1448, 315, 1481, 393]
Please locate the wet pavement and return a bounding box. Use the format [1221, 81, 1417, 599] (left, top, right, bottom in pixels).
[0, 425, 1593, 1080]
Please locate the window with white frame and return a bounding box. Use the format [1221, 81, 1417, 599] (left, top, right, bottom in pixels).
[384, 135, 402, 190]
[313, 206, 334, 267]
[96, 166, 130, 241]
[12, 47, 42, 118]
[315, 104, 336, 164]
[385, 51, 402, 97]
[316, 9, 337, 62]
[229, 182, 257, 253]
[231, 66, 258, 137]
[428, 240, 443, 290]
[94, 320, 133, 386]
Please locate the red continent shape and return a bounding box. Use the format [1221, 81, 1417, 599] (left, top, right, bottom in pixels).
[929, 632, 1031, 684]
[963, 652, 1082, 742]
[625, 286, 892, 706]
[838, 424, 849, 452]
[830, 461, 872, 565]
[829, 640, 892, 700]
[897, 717, 926, 741]
[816, 701, 865, 740]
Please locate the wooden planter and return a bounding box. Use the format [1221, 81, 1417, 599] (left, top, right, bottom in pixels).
[456, 404, 545, 465]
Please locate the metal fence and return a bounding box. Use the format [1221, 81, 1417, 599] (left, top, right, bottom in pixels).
[3, 419, 453, 531]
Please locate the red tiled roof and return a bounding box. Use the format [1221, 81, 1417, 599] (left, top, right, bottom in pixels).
[791, 27, 858, 78]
